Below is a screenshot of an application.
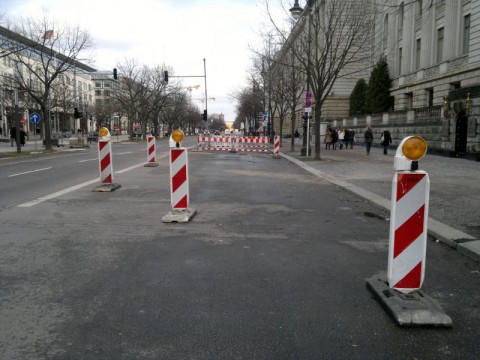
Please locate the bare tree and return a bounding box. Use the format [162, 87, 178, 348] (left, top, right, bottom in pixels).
[6, 15, 94, 149]
[264, 0, 377, 159]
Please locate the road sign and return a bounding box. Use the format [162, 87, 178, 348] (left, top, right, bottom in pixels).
[305, 100, 312, 107]
[306, 91, 312, 99]
[30, 113, 41, 124]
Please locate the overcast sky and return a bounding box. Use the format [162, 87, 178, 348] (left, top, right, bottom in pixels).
[2, 0, 285, 123]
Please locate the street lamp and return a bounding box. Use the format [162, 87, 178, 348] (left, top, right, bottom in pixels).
[290, 0, 313, 156]
[289, 0, 303, 19]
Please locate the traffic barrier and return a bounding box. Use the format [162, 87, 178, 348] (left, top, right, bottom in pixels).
[197, 136, 271, 153]
[92, 128, 121, 192]
[162, 130, 196, 223]
[170, 147, 189, 209]
[388, 171, 429, 293]
[144, 135, 159, 167]
[272, 135, 280, 158]
[366, 136, 451, 327]
[388, 136, 430, 293]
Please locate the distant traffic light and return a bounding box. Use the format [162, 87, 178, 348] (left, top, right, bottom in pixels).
[202, 109, 207, 121]
[74, 108, 83, 119]
[113, 68, 118, 80]
[164, 71, 168, 83]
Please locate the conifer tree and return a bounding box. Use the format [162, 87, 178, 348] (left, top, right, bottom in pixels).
[366, 56, 392, 114]
[349, 78, 368, 116]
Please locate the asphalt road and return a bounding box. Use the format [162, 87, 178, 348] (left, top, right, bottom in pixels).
[0, 143, 479, 359]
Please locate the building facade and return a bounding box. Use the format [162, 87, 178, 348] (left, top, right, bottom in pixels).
[0, 25, 98, 139]
[274, 0, 479, 158]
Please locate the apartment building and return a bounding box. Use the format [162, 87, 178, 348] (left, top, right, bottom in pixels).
[0, 25, 98, 138]
[273, 0, 479, 158]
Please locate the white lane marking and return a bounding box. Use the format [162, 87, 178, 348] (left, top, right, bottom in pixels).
[16, 153, 167, 208]
[9, 167, 52, 177]
[78, 158, 98, 163]
[18, 179, 99, 207]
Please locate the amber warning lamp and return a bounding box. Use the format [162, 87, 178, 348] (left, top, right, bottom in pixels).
[171, 129, 185, 147]
[99, 127, 111, 140]
[394, 135, 427, 171]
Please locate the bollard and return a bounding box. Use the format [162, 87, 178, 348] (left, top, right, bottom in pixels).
[162, 130, 196, 223]
[388, 136, 429, 293]
[366, 135, 452, 327]
[92, 127, 121, 192]
[144, 135, 159, 167]
[272, 135, 280, 158]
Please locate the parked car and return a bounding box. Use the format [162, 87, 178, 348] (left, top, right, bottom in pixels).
[87, 132, 99, 142]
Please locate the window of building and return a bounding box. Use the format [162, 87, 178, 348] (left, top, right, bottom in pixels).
[416, 39, 421, 70]
[427, 88, 433, 107]
[398, 47, 403, 74]
[104, 81, 111, 88]
[437, 27, 444, 63]
[95, 81, 101, 88]
[95, 90, 102, 96]
[399, 2, 404, 30]
[406, 92, 413, 109]
[104, 90, 110, 97]
[463, 14, 470, 55]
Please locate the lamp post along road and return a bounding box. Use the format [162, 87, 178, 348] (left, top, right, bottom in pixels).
[290, 0, 313, 156]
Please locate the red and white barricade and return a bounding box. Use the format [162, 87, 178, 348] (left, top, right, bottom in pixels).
[197, 136, 271, 153]
[272, 135, 280, 158]
[145, 135, 159, 167]
[170, 147, 189, 209]
[93, 137, 121, 191]
[99, 140, 114, 184]
[388, 171, 430, 293]
[162, 144, 196, 223]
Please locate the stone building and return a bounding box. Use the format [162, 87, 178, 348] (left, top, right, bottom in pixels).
[274, 0, 480, 159]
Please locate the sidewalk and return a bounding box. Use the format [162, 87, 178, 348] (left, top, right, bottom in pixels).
[280, 142, 480, 263]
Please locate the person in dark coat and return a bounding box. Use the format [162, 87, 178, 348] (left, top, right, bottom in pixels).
[20, 126, 26, 146]
[380, 129, 392, 155]
[364, 125, 373, 155]
[10, 126, 16, 147]
[347, 128, 355, 149]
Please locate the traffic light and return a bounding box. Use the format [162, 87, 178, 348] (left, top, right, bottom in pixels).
[74, 108, 83, 119]
[113, 68, 118, 80]
[164, 71, 168, 83]
[202, 109, 207, 121]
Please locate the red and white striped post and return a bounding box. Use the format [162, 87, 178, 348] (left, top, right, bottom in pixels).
[162, 130, 196, 222]
[388, 136, 429, 293]
[170, 147, 189, 209]
[144, 135, 159, 167]
[93, 128, 121, 192]
[272, 135, 280, 158]
[98, 140, 114, 184]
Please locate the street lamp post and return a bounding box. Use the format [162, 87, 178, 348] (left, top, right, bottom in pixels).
[290, 0, 313, 156]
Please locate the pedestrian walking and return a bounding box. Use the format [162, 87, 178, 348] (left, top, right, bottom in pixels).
[325, 128, 333, 149]
[332, 128, 338, 150]
[347, 128, 355, 149]
[380, 129, 392, 155]
[10, 126, 16, 147]
[364, 125, 373, 155]
[294, 129, 300, 144]
[20, 126, 26, 146]
[338, 128, 345, 149]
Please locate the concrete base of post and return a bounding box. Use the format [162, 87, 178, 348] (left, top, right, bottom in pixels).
[366, 274, 452, 327]
[92, 183, 122, 192]
[144, 162, 159, 167]
[162, 208, 196, 223]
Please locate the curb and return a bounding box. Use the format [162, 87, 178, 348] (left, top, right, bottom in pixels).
[280, 152, 480, 264]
